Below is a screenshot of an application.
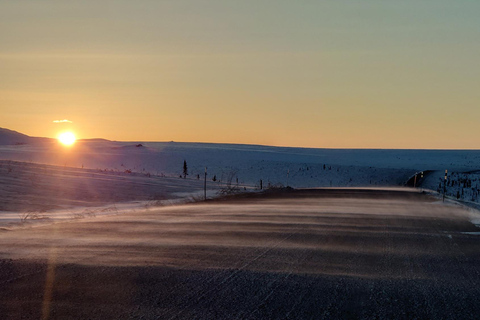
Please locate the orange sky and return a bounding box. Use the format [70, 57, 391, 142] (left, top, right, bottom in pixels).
[1, 1, 479, 149]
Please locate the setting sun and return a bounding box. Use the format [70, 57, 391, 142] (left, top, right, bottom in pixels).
[58, 132, 76, 146]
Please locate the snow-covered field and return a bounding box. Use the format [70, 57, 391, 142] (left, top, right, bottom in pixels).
[2, 128, 480, 187]
[1, 127, 480, 223]
[0, 159, 222, 227]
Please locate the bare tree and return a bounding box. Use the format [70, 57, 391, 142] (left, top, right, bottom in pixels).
[219, 170, 240, 195]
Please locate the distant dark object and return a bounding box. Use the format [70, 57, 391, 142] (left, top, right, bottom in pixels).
[112, 144, 148, 150]
[212, 175, 217, 182]
[124, 169, 132, 174]
[183, 160, 188, 179]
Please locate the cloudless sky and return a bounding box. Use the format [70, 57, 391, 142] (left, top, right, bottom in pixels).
[1, 1, 479, 148]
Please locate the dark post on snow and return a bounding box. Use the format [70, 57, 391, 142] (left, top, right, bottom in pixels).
[204, 167, 207, 201]
[443, 169, 448, 202]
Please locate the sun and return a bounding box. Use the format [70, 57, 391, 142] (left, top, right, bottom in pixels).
[58, 131, 76, 146]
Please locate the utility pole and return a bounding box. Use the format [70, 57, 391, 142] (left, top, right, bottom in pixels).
[286, 169, 290, 187]
[204, 167, 207, 201]
[443, 169, 448, 202]
[414, 174, 417, 188]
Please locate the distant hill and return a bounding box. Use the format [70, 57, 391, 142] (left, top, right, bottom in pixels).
[0, 127, 119, 146]
[0, 127, 32, 145]
[0, 127, 53, 145]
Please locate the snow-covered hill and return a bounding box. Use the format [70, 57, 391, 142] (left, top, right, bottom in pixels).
[0, 127, 33, 145]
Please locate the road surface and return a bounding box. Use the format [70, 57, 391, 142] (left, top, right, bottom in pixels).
[0, 188, 479, 319]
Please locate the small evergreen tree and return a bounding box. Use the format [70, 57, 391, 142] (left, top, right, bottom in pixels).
[183, 160, 188, 179]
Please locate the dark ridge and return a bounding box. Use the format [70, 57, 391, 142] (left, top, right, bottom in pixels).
[206, 187, 431, 204]
[0, 127, 31, 145]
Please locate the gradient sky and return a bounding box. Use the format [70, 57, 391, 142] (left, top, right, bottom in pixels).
[1, 1, 479, 148]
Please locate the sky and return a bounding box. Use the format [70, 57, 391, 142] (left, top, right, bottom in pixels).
[1, 1, 479, 149]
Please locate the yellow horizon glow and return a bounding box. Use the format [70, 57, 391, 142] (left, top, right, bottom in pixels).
[1, 2, 480, 149]
[58, 132, 76, 146]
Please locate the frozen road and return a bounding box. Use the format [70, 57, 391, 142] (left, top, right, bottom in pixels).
[0, 188, 479, 319]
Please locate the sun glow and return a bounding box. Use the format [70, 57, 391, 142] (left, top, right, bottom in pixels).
[58, 132, 76, 146]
